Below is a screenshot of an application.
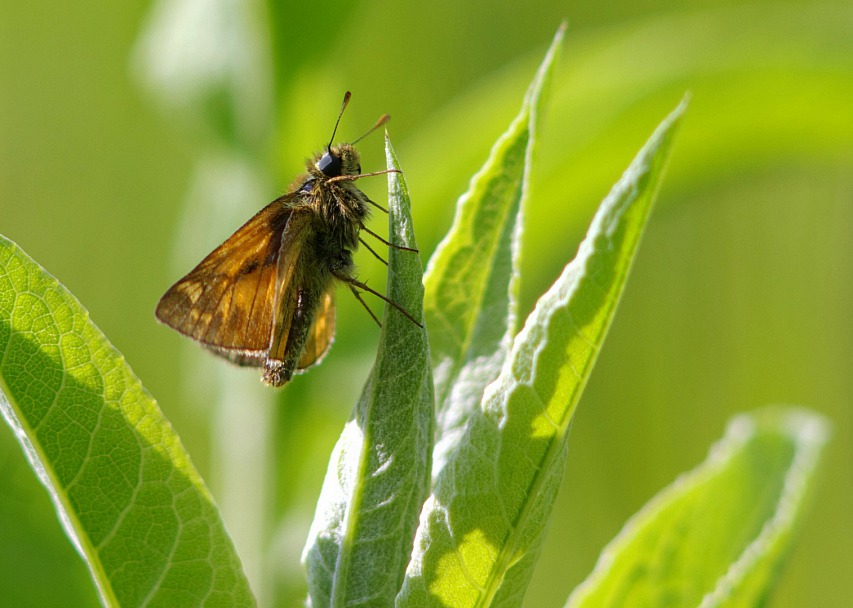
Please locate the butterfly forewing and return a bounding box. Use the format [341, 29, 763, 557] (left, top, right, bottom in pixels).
[155, 197, 295, 357]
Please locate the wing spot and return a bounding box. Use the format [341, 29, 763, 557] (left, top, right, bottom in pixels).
[239, 260, 260, 276]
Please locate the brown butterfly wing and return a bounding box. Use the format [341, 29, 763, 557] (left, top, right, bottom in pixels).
[155, 195, 296, 365]
[260, 211, 335, 385]
[297, 289, 336, 370]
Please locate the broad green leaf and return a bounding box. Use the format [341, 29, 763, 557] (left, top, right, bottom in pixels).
[0, 235, 254, 607]
[566, 406, 831, 608]
[397, 99, 687, 608]
[302, 135, 434, 607]
[425, 24, 564, 480]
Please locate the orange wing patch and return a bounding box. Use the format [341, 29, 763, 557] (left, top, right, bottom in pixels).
[155, 198, 294, 360]
[298, 289, 336, 370]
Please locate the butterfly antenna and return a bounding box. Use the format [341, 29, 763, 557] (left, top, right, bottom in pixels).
[328, 91, 352, 150]
[352, 113, 391, 144]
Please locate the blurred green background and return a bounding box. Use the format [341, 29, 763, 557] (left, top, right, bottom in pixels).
[1, 0, 851, 606]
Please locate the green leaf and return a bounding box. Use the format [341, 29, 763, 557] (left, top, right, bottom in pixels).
[0, 235, 254, 607]
[425, 24, 564, 480]
[566, 407, 831, 608]
[302, 135, 434, 607]
[397, 99, 687, 607]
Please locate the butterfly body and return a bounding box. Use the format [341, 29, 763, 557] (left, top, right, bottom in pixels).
[156, 143, 371, 387]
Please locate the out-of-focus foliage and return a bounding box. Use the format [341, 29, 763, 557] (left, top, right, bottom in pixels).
[1, 0, 850, 606]
[567, 407, 831, 608]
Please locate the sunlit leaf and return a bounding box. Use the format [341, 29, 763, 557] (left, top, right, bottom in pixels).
[0, 235, 255, 607]
[397, 98, 687, 608]
[425, 24, 564, 481]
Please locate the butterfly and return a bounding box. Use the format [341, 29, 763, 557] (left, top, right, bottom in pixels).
[156, 92, 419, 387]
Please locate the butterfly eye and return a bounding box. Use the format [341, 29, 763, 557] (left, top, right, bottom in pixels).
[356, 164, 362, 175]
[318, 150, 343, 177]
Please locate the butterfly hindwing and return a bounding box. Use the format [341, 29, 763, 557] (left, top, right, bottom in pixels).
[298, 289, 336, 370]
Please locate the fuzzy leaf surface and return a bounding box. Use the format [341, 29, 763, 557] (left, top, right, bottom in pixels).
[425, 25, 564, 479]
[397, 97, 687, 607]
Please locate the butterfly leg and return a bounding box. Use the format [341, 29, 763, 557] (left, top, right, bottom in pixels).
[332, 269, 423, 328]
[358, 236, 388, 266]
[359, 223, 419, 253]
[348, 285, 382, 327]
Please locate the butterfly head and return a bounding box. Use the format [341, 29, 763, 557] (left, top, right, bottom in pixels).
[317, 144, 361, 179]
